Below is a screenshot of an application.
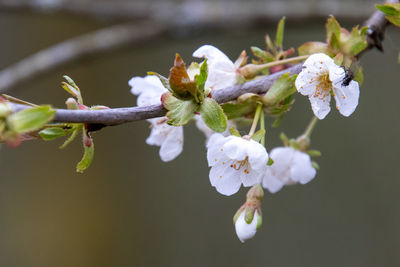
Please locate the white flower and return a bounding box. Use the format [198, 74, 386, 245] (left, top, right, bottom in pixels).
[129, 75, 184, 162]
[295, 53, 360, 120]
[262, 147, 316, 193]
[193, 45, 237, 90]
[235, 210, 260, 243]
[207, 133, 268, 196]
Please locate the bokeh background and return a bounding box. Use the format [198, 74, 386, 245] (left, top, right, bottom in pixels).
[0, 0, 399, 266]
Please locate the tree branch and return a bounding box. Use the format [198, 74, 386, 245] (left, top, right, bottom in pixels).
[5, 0, 398, 128]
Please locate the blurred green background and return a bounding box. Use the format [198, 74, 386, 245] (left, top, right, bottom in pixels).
[0, 1, 400, 266]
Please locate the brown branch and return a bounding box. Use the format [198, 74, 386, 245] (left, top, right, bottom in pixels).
[0, 22, 167, 92]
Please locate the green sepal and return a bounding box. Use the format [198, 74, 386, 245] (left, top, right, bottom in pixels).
[307, 150, 322, 157]
[256, 211, 263, 230]
[8, 106, 55, 133]
[76, 133, 94, 173]
[251, 129, 265, 143]
[163, 93, 197, 126]
[265, 35, 276, 54]
[280, 132, 289, 146]
[222, 93, 262, 120]
[233, 207, 245, 224]
[267, 157, 274, 166]
[245, 206, 256, 224]
[251, 46, 274, 63]
[200, 98, 227, 133]
[289, 139, 300, 150]
[275, 16, 286, 48]
[263, 73, 297, 106]
[39, 127, 71, 141]
[311, 161, 320, 170]
[229, 127, 241, 137]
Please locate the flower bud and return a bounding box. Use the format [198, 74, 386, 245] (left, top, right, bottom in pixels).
[233, 184, 264, 243]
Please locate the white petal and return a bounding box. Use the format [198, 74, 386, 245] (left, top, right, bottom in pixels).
[206, 134, 229, 166]
[145, 118, 169, 146]
[328, 64, 345, 84]
[308, 93, 331, 120]
[235, 211, 259, 243]
[240, 169, 262, 187]
[193, 45, 233, 66]
[295, 70, 321, 96]
[247, 140, 268, 171]
[333, 80, 360, 117]
[303, 53, 335, 70]
[209, 162, 242, 196]
[129, 76, 166, 106]
[159, 126, 184, 162]
[290, 151, 317, 184]
[222, 137, 248, 161]
[262, 169, 285, 193]
[195, 115, 214, 139]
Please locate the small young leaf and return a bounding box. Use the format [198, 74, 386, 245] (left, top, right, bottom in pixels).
[76, 133, 94, 173]
[169, 54, 196, 100]
[376, 4, 400, 16]
[280, 132, 289, 146]
[326, 16, 341, 42]
[39, 127, 70, 141]
[307, 150, 322, 157]
[267, 157, 274, 166]
[200, 98, 227, 133]
[263, 73, 297, 106]
[9, 106, 55, 133]
[251, 129, 266, 143]
[60, 126, 80, 149]
[163, 93, 197, 126]
[275, 17, 286, 48]
[311, 161, 320, 170]
[195, 59, 208, 92]
[148, 72, 173, 93]
[229, 127, 241, 137]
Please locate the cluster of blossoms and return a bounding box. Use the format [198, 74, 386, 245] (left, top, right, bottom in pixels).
[129, 44, 360, 242]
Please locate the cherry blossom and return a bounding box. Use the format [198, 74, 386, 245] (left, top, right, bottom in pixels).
[129, 75, 183, 162]
[207, 133, 268, 196]
[295, 53, 360, 119]
[262, 147, 316, 193]
[193, 45, 238, 90]
[235, 210, 260, 243]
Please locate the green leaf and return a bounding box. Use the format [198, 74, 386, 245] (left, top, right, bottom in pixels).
[60, 126, 80, 149]
[251, 129, 265, 143]
[376, 4, 400, 16]
[326, 16, 341, 42]
[265, 34, 276, 54]
[345, 26, 368, 56]
[263, 73, 297, 106]
[9, 106, 55, 133]
[163, 93, 197, 126]
[222, 93, 262, 119]
[200, 98, 227, 133]
[39, 127, 70, 140]
[76, 133, 94, 173]
[267, 157, 274, 166]
[229, 127, 241, 137]
[275, 17, 286, 48]
[298, 42, 330, 56]
[195, 59, 208, 93]
[307, 150, 322, 157]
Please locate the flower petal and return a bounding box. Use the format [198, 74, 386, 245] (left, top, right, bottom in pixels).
[209, 161, 242, 196]
[159, 126, 184, 162]
[129, 76, 166, 106]
[222, 137, 248, 161]
[333, 80, 360, 117]
[247, 140, 268, 171]
[235, 211, 259, 243]
[290, 151, 316, 184]
[262, 169, 285, 193]
[240, 169, 262, 187]
[308, 93, 331, 120]
[206, 133, 229, 166]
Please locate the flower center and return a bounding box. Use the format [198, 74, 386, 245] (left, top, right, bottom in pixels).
[230, 157, 250, 174]
[313, 72, 333, 100]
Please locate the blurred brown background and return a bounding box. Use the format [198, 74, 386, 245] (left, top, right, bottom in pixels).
[0, 0, 399, 266]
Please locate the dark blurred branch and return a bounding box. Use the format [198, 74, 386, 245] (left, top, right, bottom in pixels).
[0, 0, 374, 23]
[0, 22, 167, 92]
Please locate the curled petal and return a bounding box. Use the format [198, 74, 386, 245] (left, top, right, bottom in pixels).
[290, 151, 316, 184]
[223, 137, 249, 161]
[333, 80, 360, 117]
[308, 94, 331, 120]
